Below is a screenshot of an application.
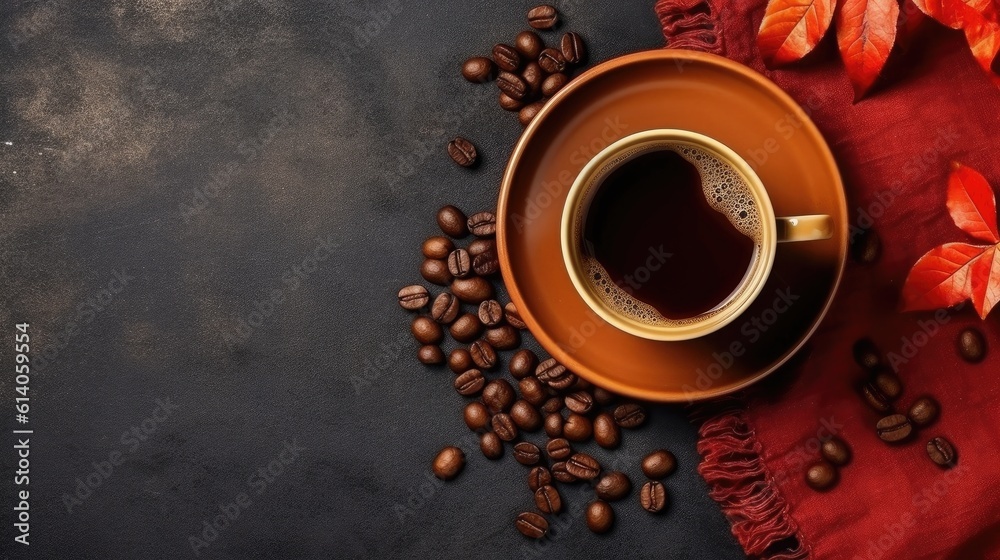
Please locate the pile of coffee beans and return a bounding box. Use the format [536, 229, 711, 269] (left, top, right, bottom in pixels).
[804, 436, 850, 491]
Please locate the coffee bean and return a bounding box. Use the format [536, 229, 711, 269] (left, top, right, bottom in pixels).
[541, 72, 568, 97]
[527, 4, 558, 29]
[467, 238, 496, 257]
[642, 450, 677, 479]
[449, 348, 474, 374]
[484, 325, 518, 350]
[411, 316, 443, 344]
[566, 453, 600, 479]
[499, 92, 525, 111]
[571, 377, 592, 391]
[926, 436, 956, 467]
[432, 446, 465, 480]
[536, 358, 576, 389]
[515, 30, 544, 59]
[462, 56, 496, 83]
[518, 377, 548, 407]
[542, 397, 562, 414]
[546, 437, 572, 460]
[908, 396, 939, 427]
[551, 461, 576, 483]
[492, 413, 518, 441]
[509, 349, 538, 378]
[852, 337, 882, 370]
[586, 500, 614, 534]
[464, 401, 490, 431]
[417, 345, 444, 365]
[820, 437, 851, 466]
[563, 413, 592, 442]
[957, 327, 987, 363]
[470, 340, 498, 370]
[450, 313, 482, 343]
[560, 32, 585, 64]
[431, 292, 461, 324]
[455, 369, 485, 396]
[478, 300, 504, 326]
[564, 391, 594, 414]
[467, 211, 497, 237]
[482, 378, 515, 413]
[518, 101, 545, 126]
[596, 471, 631, 501]
[397, 285, 430, 310]
[639, 481, 667, 513]
[613, 403, 647, 428]
[497, 71, 528, 101]
[876, 413, 913, 443]
[492, 43, 522, 72]
[514, 442, 542, 466]
[543, 413, 563, 437]
[805, 461, 837, 490]
[422, 236, 454, 260]
[522, 62, 544, 97]
[860, 382, 893, 413]
[515, 511, 548, 539]
[505, 302, 527, 329]
[592, 413, 620, 449]
[538, 48, 567, 73]
[447, 249, 472, 278]
[480, 432, 503, 459]
[473, 249, 501, 276]
[421, 259, 453, 285]
[528, 466, 552, 491]
[450, 277, 494, 304]
[851, 227, 881, 264]
[872, 366, 903, 400]
[447, 137, 478, 167]
[510, 399, 542, 431]
[437, 205, 469, 238]
[534, 484, 562, 513]
[592, 387, 615, 406]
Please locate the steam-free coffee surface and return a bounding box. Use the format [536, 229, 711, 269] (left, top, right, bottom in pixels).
[583, 149, 755, 320]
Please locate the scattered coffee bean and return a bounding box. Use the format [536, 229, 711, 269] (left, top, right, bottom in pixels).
[527, 4, 558, 29]
[852, 337, 882, 371]
[422, 236, 455, 260]
[509, 349, 538, 378]
[492, 413, 518, 441]
[451, 277, 494, 303]
[613, 403, 647, 428]
[473, 249, 501, 276]
[447, 248, 473, 278]
[480, 431, 503, 459]
[455, 369, 485, 396]
[820, 437, 851, 466]
[418, 345, 444, 365]
[522, 62, 544, 96]
[431, 292, 461, 324]
[464, 401, 490, 431]
[412, 316, 443, 344]
[908, 396, 939, 427]
[851, 227, 881, 264]
[470, 340, 498, 370]
[639, 481, 667, 513]
[566, 452, 600, 479]
[541, 72, 568, 97]
[642, 450, 677, 479]
[519, 377, 548, 406]
[462, 56, 496, 83]
[437, 205, 469, 238]
[420, 259, 453, 285]
[564, 391, 594, 414]
[536, 358, 576, 389]
[447, 137, 478, 167]
[467, 211, 497, 237]
[515, 30, 544, 59]
[546, 437, 572, 460]
[926, 436, 956, 467]
[805, 461, 837, 490]
[518, 102, 545, 126]
[485, 325, 520, 350]
[398, 285, 430, 310]
[551, 461, 576, 483]
[544, 412, 563, 437]
[449, 348, 474, 373]
[860, 382, 893, 413]
[492, 43, 522, 72]
[467, 238, 496, 257]
[515, 512, 548, 539]
[542, 397, 562, 414]
[482, 379, 515, 413]
[510, 399, 542, 431]
[957, 327, 987, 363]
[514, 442, 542, 466]
[534, 484, 562, 513]
[497, 71, 528, 100]
[876, 414, 913, 443]
[528, 466, 552, 491]
[560, 32, 585, 64]
[586, 500, 614, 534]
[571, 377, 592, 391]
[592, 387, 615, 406]
[538, 48, 567, 73]
[433, 446, 465, 480]
[478, 300, 504, 326]
[595, 471, 631, 501]
[872, 367, 903, 400]
[505, 302, 527, 329]
[450, 313, 482, 343]
[499, 92, 524, 111]
[563, 412, 592, 442]
[592, 413, 620, 449]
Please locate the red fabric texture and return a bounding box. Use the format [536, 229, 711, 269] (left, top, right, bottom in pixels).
[655, 1, 1000, 559]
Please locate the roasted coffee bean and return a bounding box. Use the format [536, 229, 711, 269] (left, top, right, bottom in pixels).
[431, 292, 461, 324]
[492, 413, 518, 441]
[805, 461, 837, 490]
[592, 387, 615, 406]
[432, 446, 465, 480]
[522, 62, 544, 97]
[417, 345, 444, 365]
[450, 313, 482, 343]
[509, 349, 539, 379]
[467, 238, 496, 257]
[482, 379, 515, 413]
[528, 466, 552, 491]
[613, 403, 647, 428]
[397, 285, 430, 310]
[593, 413, 620, 449]
[851, 227, 881, 264]
[510, 399, 542, 431]
[541, 72, 568, 97]
[467, 211, 497, 237]
[464, 401, 490, 431]
[421, 259, 452, 285]
[596, 471, 631, 501]
[499, 92, 525, 111]
[586, 500, 614, 534]
[820, 437, 851, 466]
[473, 249, 501, 276]
[492, 43, 522, 72]
[447, 248, 473, 278]
[505, 302, 527, 329]
[515, 512, 548, 539]
[515, 30, 544, 59]
[546, 437, 572, 460]
[462, 56, 495, 83]
[876, 414, 913, 442]
[560, 32, 585, 64]
[536, 358, 576, 389]
[563, 413, 592, 442]
[518, 377, 548, 406]
[447, 137, 478, 167]
[412, 316, 443, 344]
[480, 432, 503, 459]
[449, 348, 474, 373]
[872, 366, 903, 400]
[642, 450, 677, 479]
[451, 277, 494, 304]
[551, 461, 576, 483]
[484, 325, 519, 350]
[853, 337, 881, 370]
[640, 481, 667, 512]
[566, 453, 600, 480]
[437, 205, 469, 238]
[470, 340, 498, 370]
[860, 382, 893, 413]
[908, 396, 939, 427]
[455, 369, 485, 396]
[927, 436, 956, 467]
[514, 442, 542, 466]
[543, 412, 563, 437]
[542, 397, 562, 414]
[564, 391, 594, 414]
[527, 4, 558, 29]
[497, 71, 528, 101]
[518, 102, 545, 126]
[478, 300, 504, 326]
[571, 377, 592, 391]
[422, 236, 454, 260]
[534, 484, 562, 513]
[957, 327, 987, 363]
[538, 48, 567, 73]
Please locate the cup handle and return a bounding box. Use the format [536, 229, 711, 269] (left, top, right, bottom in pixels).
[776, 214, 833, 243]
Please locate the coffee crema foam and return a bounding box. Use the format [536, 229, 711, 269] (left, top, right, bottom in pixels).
[582, 143, 763, 326]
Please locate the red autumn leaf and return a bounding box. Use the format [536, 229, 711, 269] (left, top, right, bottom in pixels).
[758, 0, 837, 67]
[964, 13, 1000, 76]
[902, 242, 988, 311]
[947, 161, 1000, 242]
[970, 245, 1000, 317]
[835, 0, 900, 98]
[911, 0, 976, 27]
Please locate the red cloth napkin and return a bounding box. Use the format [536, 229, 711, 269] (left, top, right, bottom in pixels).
[655, 1, 1000, 558]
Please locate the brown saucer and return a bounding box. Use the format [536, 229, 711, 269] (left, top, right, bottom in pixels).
[497, 50, 847, 402]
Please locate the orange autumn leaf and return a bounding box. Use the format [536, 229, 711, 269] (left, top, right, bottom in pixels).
[835, 0, 900, 98]
[758, 0, 837, 66]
